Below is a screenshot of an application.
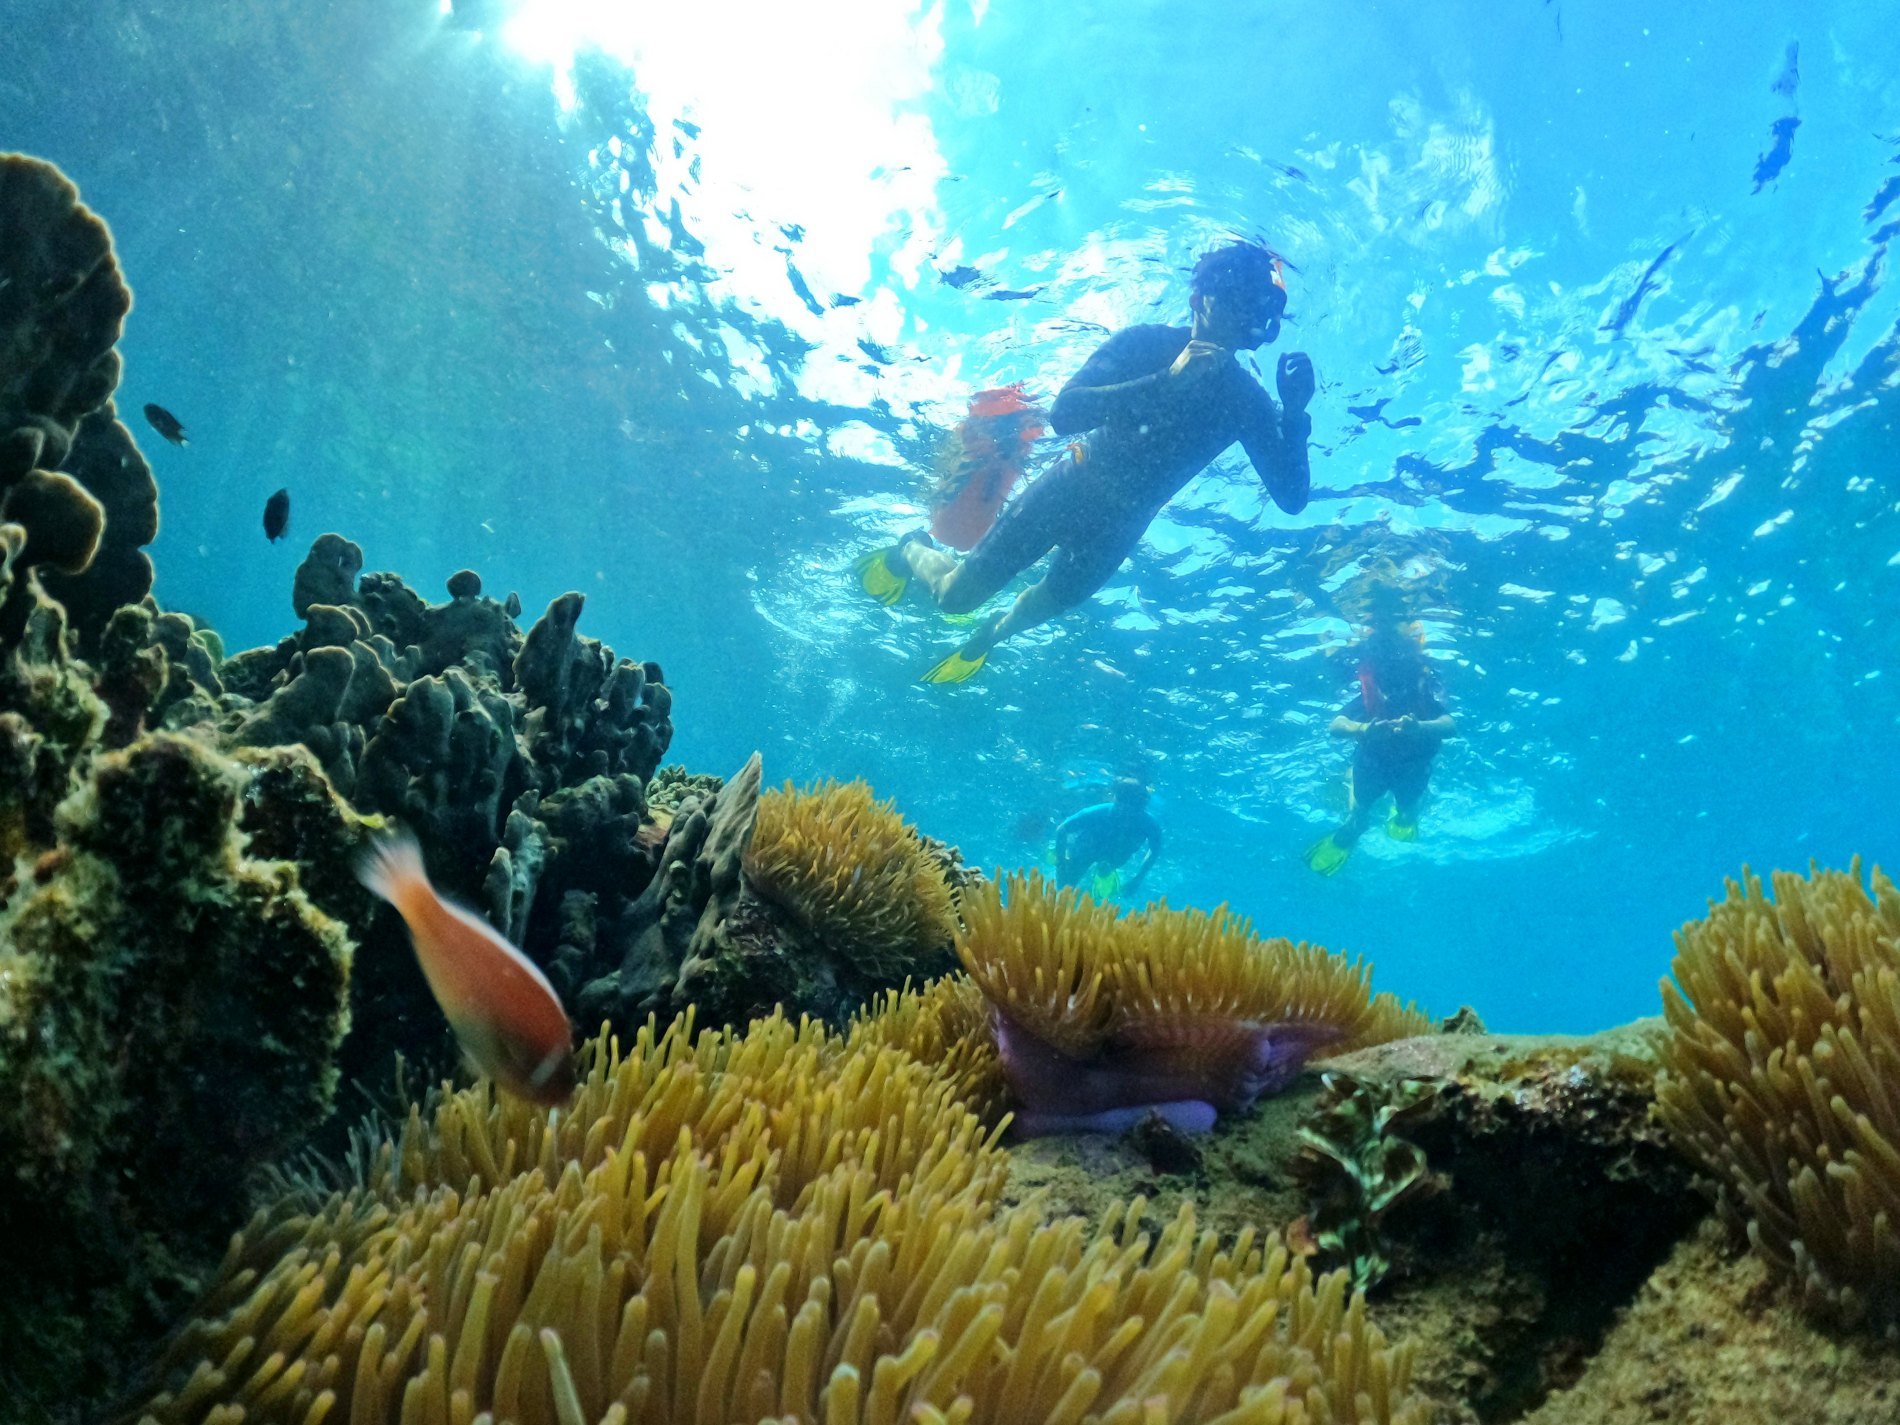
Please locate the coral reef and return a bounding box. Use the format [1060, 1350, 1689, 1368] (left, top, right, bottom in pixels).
[123, 1011, 1429, 1425]
[0, 734, 353, 1414]
[578, 759, 968, 1031]
[134, 542, 680, 1100]
[1656, 860, 1900, 1329]
[577, 750, 765, 1027]
[10, 145, 1892, 1425]
[646, 761, 724, 815]
[0, 153, 155, 648]
[36, 405, 159, 641]
[1294, 1072, 1442, 1293]
[745, 776, 960, 978]
[958, 872, 1431, 1134]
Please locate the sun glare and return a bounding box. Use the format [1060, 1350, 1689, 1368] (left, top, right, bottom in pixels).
[499, 0, 954, 419]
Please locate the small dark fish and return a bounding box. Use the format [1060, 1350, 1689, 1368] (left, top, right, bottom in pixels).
[263, 488, 290, 543]
[143, 403, 187, 445]
[1751, 116, 1801, 193]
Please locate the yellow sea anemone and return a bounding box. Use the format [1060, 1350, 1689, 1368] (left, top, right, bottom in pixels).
[1657, 859, 1900, 1327]
[955, 874, 1431, 1134]
[124, 1010, 1429, 1425]
[847, 976, 1008, 1123]
[744, 779, 958, 978]
[959, 872, 1430, 1056]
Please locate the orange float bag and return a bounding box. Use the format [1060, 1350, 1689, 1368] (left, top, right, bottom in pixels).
[927, 383, 1047, 551]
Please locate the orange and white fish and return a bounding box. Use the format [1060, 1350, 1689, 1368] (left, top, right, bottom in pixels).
[357, 833, 576, 1105]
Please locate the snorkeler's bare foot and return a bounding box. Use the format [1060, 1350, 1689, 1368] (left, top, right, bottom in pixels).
[893, 529, 945, 578]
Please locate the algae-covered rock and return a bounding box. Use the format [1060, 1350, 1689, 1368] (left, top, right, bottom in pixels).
[988, 1020, 1709, 1425]
[1520, 1219, 1900, 1425]
[0, 733, 353, 1416]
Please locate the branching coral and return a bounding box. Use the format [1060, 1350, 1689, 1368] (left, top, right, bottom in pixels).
[125, 1011, 1429, 1425]
[745, 778, 959, 979]
[958, 873, 1431, 1134]
[1656, 859, 1900, 1328]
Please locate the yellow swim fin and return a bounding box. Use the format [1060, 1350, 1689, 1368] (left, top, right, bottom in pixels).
[854, 547, 911, 606]
[1303, 833, 1352, 877]
[921, 645, 989, 685]
[1386, 811, 1419, 842]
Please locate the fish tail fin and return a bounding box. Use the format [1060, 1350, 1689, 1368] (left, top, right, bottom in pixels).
[357, 828, 430, 910]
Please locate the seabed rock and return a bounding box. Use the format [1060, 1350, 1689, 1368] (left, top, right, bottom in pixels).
[998, 1020, 1755, 1424]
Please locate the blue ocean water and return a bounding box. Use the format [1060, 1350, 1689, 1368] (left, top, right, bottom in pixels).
[8, 0, 1896, 1034]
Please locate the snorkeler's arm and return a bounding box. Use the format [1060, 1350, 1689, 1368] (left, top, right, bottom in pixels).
[1235, 377, 1311, 514]
[1053, 807, 1090, 863]
[1328, 715, 1369, 739]
[1124, 817, 1163, 891]
[1405, 690, 1455, 742]
[1049, 329, 1183, 434]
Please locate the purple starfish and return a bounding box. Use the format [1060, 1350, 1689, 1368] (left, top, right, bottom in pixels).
[991, 1006, 1345, 1138]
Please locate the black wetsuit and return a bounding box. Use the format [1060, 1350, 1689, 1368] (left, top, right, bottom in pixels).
[954, 325, 1310, 607]
[1344, 681, 1448, 823]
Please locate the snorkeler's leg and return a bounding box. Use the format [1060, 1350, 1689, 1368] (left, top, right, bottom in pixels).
[975, 580, 1066, 649]
[1305, 763, 1382, 876]
[901, 538, 964, 599]
[1385, 759, 1432, 840]
[917, 483, 1075, 683]
[925, 473, 1071, 615]
[856, 530, 939, 606]
[919, 580, 1063, 684]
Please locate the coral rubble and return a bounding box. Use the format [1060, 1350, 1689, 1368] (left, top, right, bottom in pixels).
[1657, 860, 1900, 1328]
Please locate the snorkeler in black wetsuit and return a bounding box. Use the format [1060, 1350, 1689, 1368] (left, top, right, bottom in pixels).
[1303, 596, 1456, 876]
[857, 241, 1316, 683]
[1055, 777, 1163, 894]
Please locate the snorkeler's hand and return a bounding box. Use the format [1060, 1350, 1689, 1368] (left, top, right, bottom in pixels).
[1277, 352, 1315, 413]
[1169, 340, 1229, 384]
